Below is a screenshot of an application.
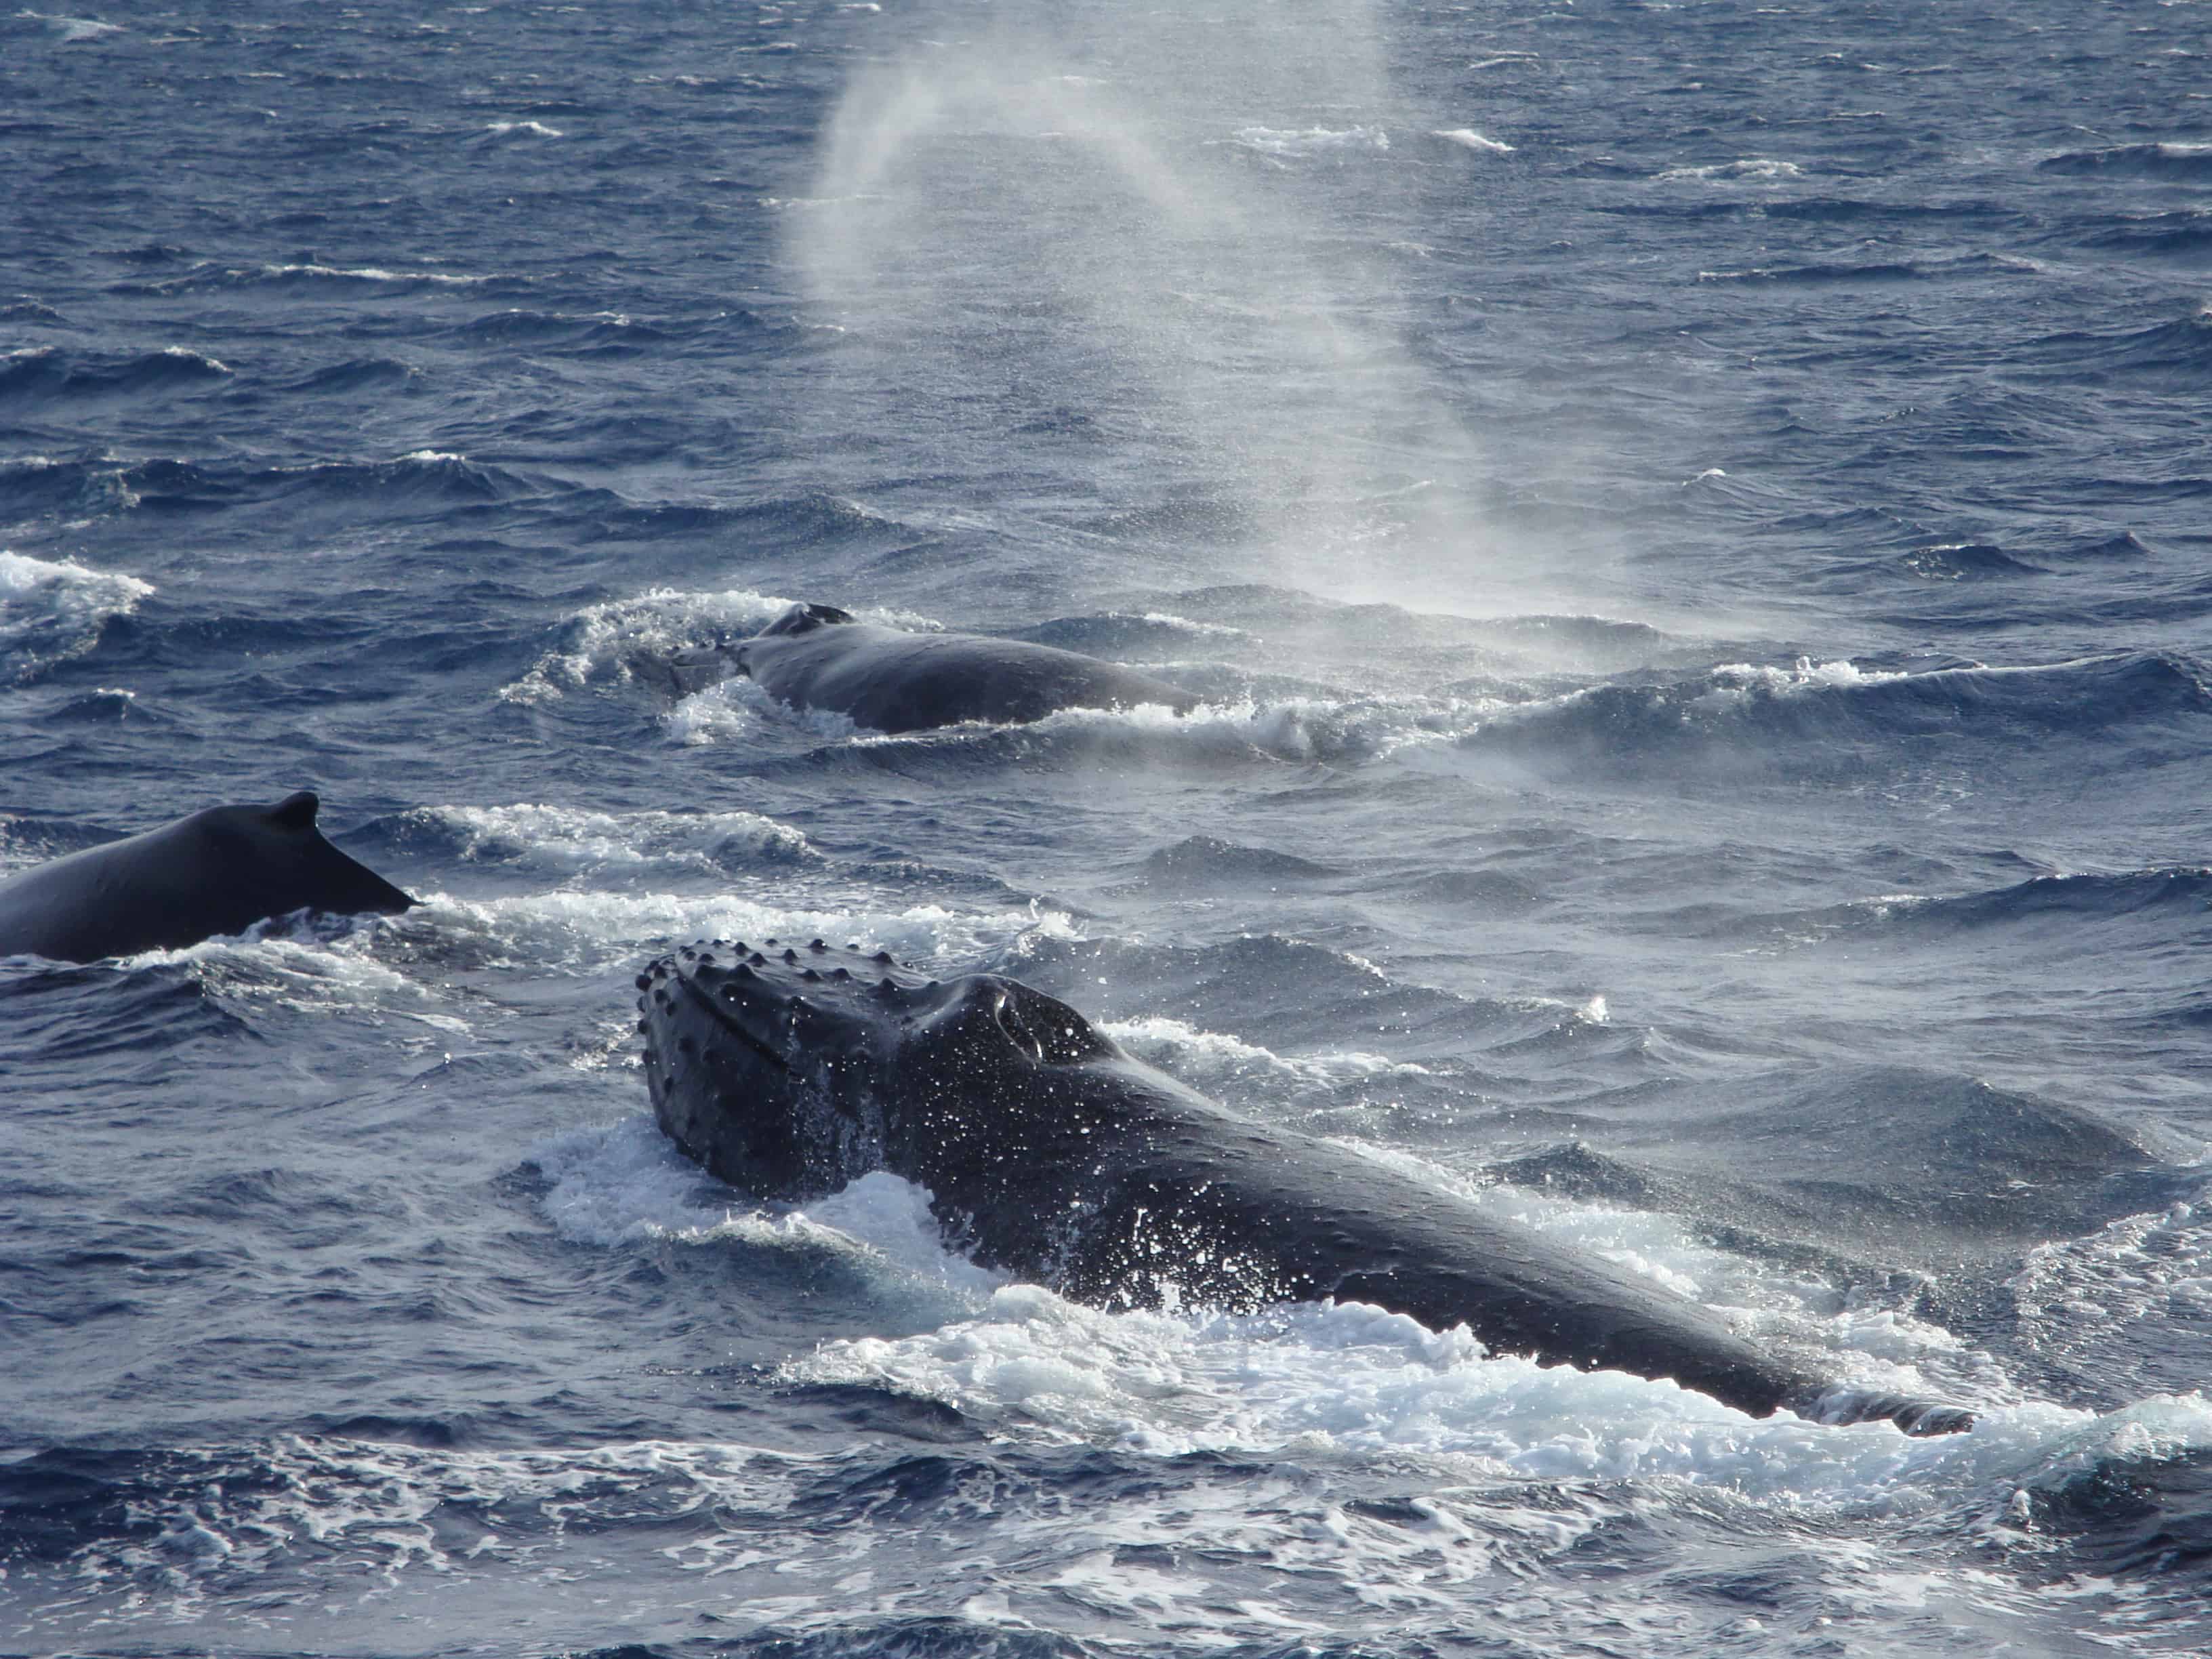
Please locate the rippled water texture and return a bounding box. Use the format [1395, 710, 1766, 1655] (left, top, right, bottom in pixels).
[5, 1, 2212, 1654]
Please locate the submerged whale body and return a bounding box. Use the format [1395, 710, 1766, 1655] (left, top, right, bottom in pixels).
[637, 943, 1975, 1437]
[658, 602, 1198, 733]
[0, 792, 416, 964]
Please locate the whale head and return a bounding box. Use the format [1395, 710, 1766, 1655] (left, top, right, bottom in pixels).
[636, 939, 1119, 1200]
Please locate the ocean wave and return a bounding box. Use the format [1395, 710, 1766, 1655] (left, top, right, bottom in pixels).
[1433, 127, 1513, 155]
[696, 689, 1459, 770]
[1439, 652, 2212, 783]
[0, 811, 119, 871]
[1003, 931, 1586, 1088]
[2039, 142, 2212, 180]
[999, 611, 1253, 656]
[2060, 529, 2158, 560]
[1156, 583, 1700, 676]
[2027, 306, 2212, 386]
[1645, 1064, 2171, 1254]
[1896, 541, 2048, 581]
[2011, 1204, 2212, 1408]
[0, 548, 153, 682]
[586, 487, 921, 549]
[21, 1389, 2212, 1656]
[1872, 867, 2212, 937]
[2081, 207, 2212, 260]
[15, 9, 123, 43]
[276, 356, 417, 394]
[0, 451, 561, 529]
[390, 886, 1080, 978]
[362, 802, 818, 875]
[1135, 834, 1340, 887]
[16, 1389, 2212, 1652]
[1230, 124, 1391, 159]
[449, 308, 691, 353]
[107, 260, 526, 299]
[530, 1119, 1007, 1308]
[1640, 861, 2212, 964]
[1760, 195, 2018, 223]
[1698, 253, 2030, 284]
[783, 1273, 2019, 1467]
[1658, 158, 1804, 183]
[0, 344, 230, 403]
[1101, 1012, 1429, 1094]
[0, 961, 252, 1062]
[501, 583, 931, 705]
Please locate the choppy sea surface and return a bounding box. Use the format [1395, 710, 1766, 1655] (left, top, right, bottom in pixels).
[5, 1, 2212, 1653]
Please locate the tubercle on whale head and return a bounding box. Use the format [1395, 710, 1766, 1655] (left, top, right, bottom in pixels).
[638, 939, 902, 1199]
[636, 941, 1129, 1191]
[648, 939, 1120, 1064]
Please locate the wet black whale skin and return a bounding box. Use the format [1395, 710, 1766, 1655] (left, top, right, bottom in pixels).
[638, 941, 1975, 1437]
[0, 792, 415, 963]
[668, 602, 1198, 733]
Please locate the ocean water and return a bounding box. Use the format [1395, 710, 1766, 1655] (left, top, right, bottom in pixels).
[5, 0, 2212, 1652]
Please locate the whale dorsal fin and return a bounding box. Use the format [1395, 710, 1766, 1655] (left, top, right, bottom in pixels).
[761, 602, 856, 638]
[268, 790, 321, 832]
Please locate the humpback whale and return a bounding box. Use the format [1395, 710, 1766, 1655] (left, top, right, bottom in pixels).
[637, 943, 1975, 1437]
[0, 792, 415, 964]
[654, 603, 1198, 733]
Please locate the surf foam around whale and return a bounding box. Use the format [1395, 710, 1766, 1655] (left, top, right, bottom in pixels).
[380, 803, 819, 874]
[500, 584, 936, 705]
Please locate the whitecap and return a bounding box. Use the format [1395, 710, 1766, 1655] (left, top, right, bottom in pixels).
[500, 585, 936, 705]
[1232, 124, 1391, 158]
[1658, 158, 1805, 182]
[407, 802, 817, 873]
[17, 9, 123, 42]
[782, 1273, 2187, 1503]
[666, 671, 858, 745]
[1705, 656, 1908, 697]
[1434, 128, 1515, 155]
[0, 548, 154, 678]
[397, 885, 1081, 976]
[156, 344, 230, 373]
[253, 262, 501, 287]
[1103, 1014, 1431, 1090]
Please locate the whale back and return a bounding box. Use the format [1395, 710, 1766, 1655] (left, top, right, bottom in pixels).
[736, 615, 1198, 733]
[0, 791, 415, 963]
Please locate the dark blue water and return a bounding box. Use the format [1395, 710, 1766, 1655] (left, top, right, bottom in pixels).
[5, 1, 2212, 1652]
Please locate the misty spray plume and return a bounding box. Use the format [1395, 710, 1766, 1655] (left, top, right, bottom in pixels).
[783, 0, 1492, 599]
